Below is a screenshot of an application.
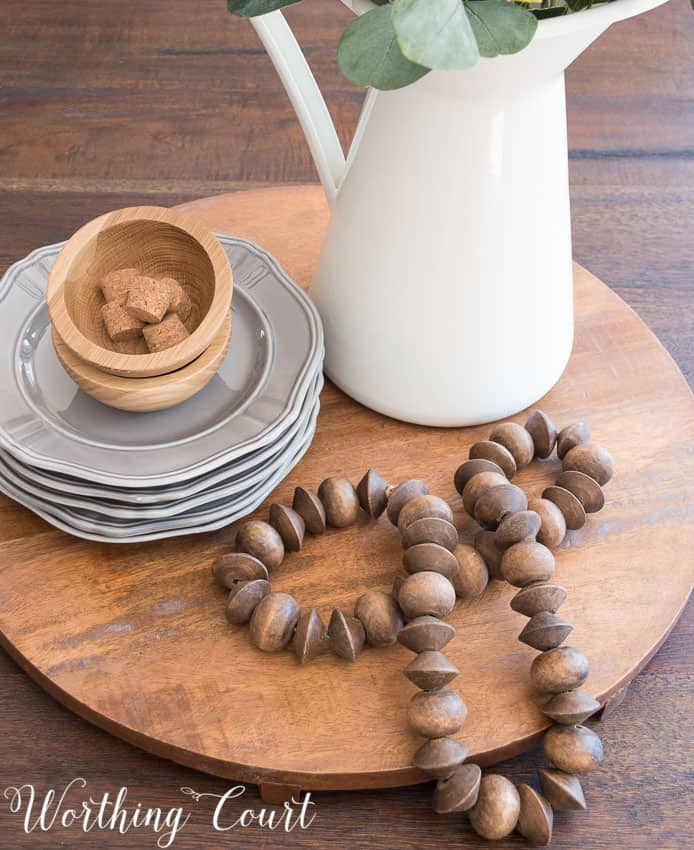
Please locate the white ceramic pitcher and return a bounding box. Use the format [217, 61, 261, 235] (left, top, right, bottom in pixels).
[252, 0, 669, 426]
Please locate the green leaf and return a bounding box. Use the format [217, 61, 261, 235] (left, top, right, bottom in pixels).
[337, 5, 430, 91]
[465, 0, 538, 57]
[392, 0, 480, 70]
[227, 0, 301, 18]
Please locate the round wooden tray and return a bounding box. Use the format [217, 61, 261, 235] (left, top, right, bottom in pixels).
[0, 187, 691, 795]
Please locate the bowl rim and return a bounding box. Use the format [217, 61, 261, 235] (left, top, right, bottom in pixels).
[46, 205, 233, 377]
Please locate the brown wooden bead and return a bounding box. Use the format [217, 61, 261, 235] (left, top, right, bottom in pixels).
[519, 612, 573, 650]
[462, 470, 508, 516]
[562, 442, 615, 485]
[397, 615, 455, 653]
[235, 520, 285, 570]
[468, 774, 521, 840]
[537, 768, 587, 811]
[557, 421, 591, 459]
[516, 783, 553, 846]
[469, 440, 517, 479]
[495, 510, 541, 549]
[474, 530, 504, 580]
[212, 552, 269, 588]
[542, 485, 586, 530]
[224, 579, 271, 625]
[556, 470, 605, 513]
[416, 738, 470, 782]
[268, 503, 305, 552]
[531, 647, 589, 693]
[474, 484, 528, 530]
[525, 410, 558, 459]
[292, 608, 326, 664]
[292, 486, 326, 534]
[398, 494, 454, 531]
[501, 541, 555, 587]
[542, 690, 601, 725]
[403, 543, 458, 580]
[249, 592, 300, 651]
[328, 608, 365, 661]
[318, 477, 360, 527]
[527, 497, 567, 549]
[398, 572, 456, 621]
[490, 422, 535, 469]
[544, 724, 604, 774]
[407, 689, 467, 738]
[510, 582, 567, 617]
[354, 589, 403, 647]
[356, 468, 389, 519]
[452, 544, 488, 599]
[401, 517, 458, 551]
[387, 479, 429, 525]
[404, 650, 459, 690]
[433, 763, 481, 812]
[454, 458, 505, 495]
[392, 574, 405, 603]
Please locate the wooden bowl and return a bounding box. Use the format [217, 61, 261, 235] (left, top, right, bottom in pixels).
[46, 206, 233, 377]
[52, 313, 232, 413]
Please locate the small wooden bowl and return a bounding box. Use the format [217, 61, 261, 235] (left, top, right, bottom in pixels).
[47, 206, 233, 378]
[52, 312, 232, 413]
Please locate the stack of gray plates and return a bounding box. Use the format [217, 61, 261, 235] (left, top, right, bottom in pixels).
[0, 236, 323, 542]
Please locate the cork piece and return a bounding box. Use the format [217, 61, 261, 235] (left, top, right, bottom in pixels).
[159, 277, 193, 322]
[124, 278, 171, 323]
[100, 301, 145, 342]
[143, 313, 191, 353]
[100, 268, 141, 304]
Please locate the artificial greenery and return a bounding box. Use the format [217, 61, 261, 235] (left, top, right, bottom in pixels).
[226, 0, 616, 90]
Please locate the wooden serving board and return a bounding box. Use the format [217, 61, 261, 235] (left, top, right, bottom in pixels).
[0, 187, 692, 796]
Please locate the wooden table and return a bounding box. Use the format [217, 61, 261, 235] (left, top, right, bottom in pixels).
[0, 1, 692, 847]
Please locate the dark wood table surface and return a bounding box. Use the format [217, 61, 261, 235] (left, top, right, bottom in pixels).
[0, 1, 692, 847]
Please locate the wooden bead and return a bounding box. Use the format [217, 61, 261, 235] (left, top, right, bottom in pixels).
[537, 768, 587, 811]
[452, 544, 488, 599]
[556, 470, 605, 513]
[562, 443, 615, 485]
[318, 477, 360, 527]
[500, 541, 555, 588]
[469, 440, 516, 479]
[354, 590, 403, 647]
[401, 517, 459, 551]
[212, 552, 268, 588]
[454, 459, 505, 495]
[249, 592, 300, 651]
[462, 470, 508, 516]
[474, 484, 528, 530]
[293, 608, 326, 664]
[404, 650, 459, 690]
[416, 738, 470, 782]
[544, 724, 604, 774]
[356, 468, 389, 519]
[328, 608, 366, 661]
[510, 582, 567, 617]
[268, 503, 305, 552]
[557, 421, 590, 459]
[527, 498, 567, 549]
[398, 572, 456, 620]
[542, 486, 586, 530]
[490, 422, 535, 469]
[516, 784, 553, 846]
[235, 520, 285, 570]
[433, 763, 481, 813]
[387, 479, 429, 525]
[519, 612, 573, 650]
[224, 579, 271, 624]
[474, 530, 504, 580]
[542, 690, 601, 725]
[531, 647, 589, 693]
[525, 410, 558, 459]
[407, 689, 467, 738]
[403, 543, 458, 580]
[468, 774, 521, 840]
[397, 615, 455, 652]
[398, 494, 454, 531]
[495, 510, 541, 549]
[292, 486, 326, 534]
